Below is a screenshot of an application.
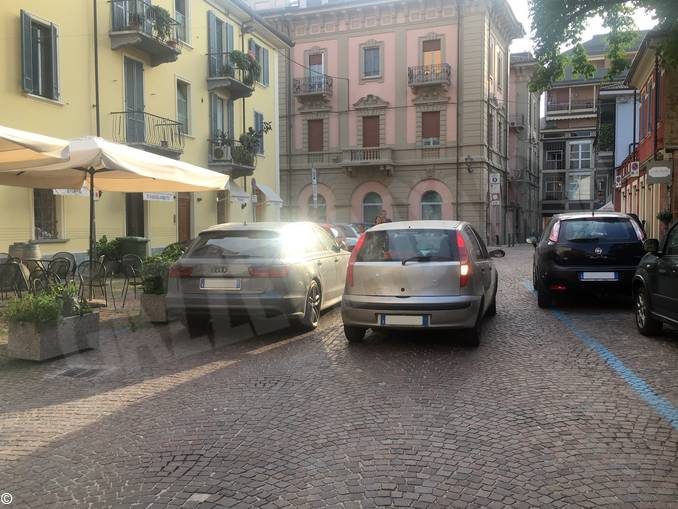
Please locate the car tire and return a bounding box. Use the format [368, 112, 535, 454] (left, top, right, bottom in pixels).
[486, 280, 498, 317]
[463, 301, 483, 347]
[532, 265, 538, 290]
[344, 325, 366, 342]
[537, 283, 552, 309]
[185, 313, 209, 337]
[635, 286, 663, 336]
[299, 280, 321, 331]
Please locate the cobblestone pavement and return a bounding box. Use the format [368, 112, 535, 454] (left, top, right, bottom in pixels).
[0, 246, 677, 508]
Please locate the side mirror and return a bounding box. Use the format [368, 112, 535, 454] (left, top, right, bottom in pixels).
[526, 236, 537, 247]
[643, 238, 660, 254]
[489, 249, 505, 258]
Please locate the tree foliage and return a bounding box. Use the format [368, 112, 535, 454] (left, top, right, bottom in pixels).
[529, 0, 678, 92]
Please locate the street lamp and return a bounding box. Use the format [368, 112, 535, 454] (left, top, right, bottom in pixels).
[465, 155, 473, 173]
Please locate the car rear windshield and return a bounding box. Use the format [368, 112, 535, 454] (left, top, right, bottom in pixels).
[336, 224, 358, 238]
[357, 229, 459, 262]
[559, 218, 639, 242]
[187, 230, 281, 258]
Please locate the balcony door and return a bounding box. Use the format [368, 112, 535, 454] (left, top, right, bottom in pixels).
[422, 39, 441, 66]
[308, 53, 324, 92]
[124, 57, 144, 143]
[177, 192, 191, 242]
[362, 116, 379, 148]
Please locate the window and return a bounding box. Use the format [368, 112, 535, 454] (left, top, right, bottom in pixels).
[20, 10, 58, 100]
[363, 46, 380, 78]
[568, 141, 592, 169]
[176, 80, 189, 134]
[308, 119, 324, 152]
[362, 192, 382, 225]
[308, 194, 326, 222]
[464, 226, 485, 260]
[422, 39, 441, 66]
[254, 112, 265, 154]
[498, 118, 504, 153]
[488, 38, 495, 78]
[125, 193, 145, 237]
[210, 94, 225, 139]
[422, 111, 440, 146]
[545, 150, 563, 170]
[175, 0, 187, 42]
[315, 226, 337, 251]
[249, 39, 269, 85]
[33, 189, 58, 240]
[308, 53, 324, 89]
[207, 12, 234, 78]
[567, 173, 592, 201]
[497, 53, 503, 89]
[357, 229, 459, 262]
[488, 110, 495, 148]
[421, 190, 442, 220]
[362, 116, 379, 147]
[665, 225, 678, 255]
[543, 173, 566, 200]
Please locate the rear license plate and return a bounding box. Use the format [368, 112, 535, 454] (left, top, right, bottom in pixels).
[579, 272, 618, 281]
[380, 314, 427, 326]
[200, 278, 241, 290]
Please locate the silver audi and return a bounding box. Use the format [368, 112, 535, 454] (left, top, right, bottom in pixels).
[166, 222, 350, 334]
[341, 221, 505, 346]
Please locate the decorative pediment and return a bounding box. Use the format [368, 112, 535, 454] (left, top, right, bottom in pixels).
[298, 97, 332, 112]
[353, 94, 389, 109]
[413, 86, 450, 105]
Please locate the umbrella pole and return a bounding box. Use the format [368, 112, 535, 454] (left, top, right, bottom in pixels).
[89, 169, 96, 301]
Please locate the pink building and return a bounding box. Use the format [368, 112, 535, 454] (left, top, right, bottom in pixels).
[257, 0, 523, 242]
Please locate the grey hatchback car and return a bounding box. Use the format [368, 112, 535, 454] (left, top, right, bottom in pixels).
[166, 222, 350, 334]
[341, 221, 504, 346]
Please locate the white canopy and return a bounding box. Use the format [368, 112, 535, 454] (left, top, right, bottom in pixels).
[228, 180, 250, 203]
[0, 124, 70, 170]
[255, 182, 283, 205]
[0, 136, 228, 192]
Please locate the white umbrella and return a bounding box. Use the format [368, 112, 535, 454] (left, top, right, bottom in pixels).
[0, 124, 70, 170]
[0, 136, 229, 260]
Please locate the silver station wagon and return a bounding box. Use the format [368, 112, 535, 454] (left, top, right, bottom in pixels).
[166, 222, 350, 334]
[341, 221, 505, 346]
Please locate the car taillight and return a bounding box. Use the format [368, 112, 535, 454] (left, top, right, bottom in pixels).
[168, 266, 192, 278]
[346, 233, 366, 287]
[455, 231, 470, 288]
[548, 221, 561, 243]
[248, 266, 289, 278]
[630, 220, 645, 241]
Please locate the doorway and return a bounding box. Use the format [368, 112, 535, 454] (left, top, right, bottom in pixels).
[177, 192, 191, 242]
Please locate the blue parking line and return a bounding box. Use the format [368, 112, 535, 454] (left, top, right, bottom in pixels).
[521, 280, 678, 430]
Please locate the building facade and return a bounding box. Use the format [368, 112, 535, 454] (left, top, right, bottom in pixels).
[540, 34, 644, 226]
[507, 52, 540, 242]
[616, 31, 677, 238]
[254, 0, 523, 244]
[0, 0, 289, 257]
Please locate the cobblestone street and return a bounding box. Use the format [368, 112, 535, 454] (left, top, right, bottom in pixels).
[1, 245, 677, 508]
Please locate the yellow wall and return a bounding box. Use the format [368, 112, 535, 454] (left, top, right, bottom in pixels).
[0, 0, 284, 256]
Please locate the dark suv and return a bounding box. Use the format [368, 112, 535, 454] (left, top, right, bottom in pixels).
[633, 221, 678, 335]
[528, 212, 645, 308]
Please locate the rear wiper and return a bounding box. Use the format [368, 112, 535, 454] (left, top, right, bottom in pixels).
[401, 255, 455, 265]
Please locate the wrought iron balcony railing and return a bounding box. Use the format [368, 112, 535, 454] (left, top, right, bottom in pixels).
[293, 75, 333, 97]
[208, 136, 256, 178]
[407, 63, 451, 87]
[207, 52, 255, 99]
[111, 111, 184, 155]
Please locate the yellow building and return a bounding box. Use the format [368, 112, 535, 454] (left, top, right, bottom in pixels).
[0, 0, 290, 257]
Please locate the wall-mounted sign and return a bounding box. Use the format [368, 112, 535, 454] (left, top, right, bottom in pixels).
[311, 167, 318, 208]
[143, 192, 175, 202]
[647, 162, 672, 185]
[54, 187, 100, 200]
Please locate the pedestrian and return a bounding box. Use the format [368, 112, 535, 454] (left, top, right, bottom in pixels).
[374, 209, 391, 224]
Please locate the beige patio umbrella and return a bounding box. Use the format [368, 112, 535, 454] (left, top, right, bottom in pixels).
[0, 124, 70, 170]
[0, 136, 229, 261]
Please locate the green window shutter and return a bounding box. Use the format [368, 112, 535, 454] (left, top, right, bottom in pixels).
[209, 93, 218, 139]
[226, 23, 234, 54]
[227, 99, 234, 137]
[263, 48, 269, 86]
[207, 11, 217, 76]
[50, 23, 59, 99]
[20, 10, 33, 93]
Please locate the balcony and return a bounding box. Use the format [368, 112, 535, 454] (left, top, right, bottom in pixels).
[546, 99, 595, 114]
[340, 147, 394, 176]
[111, 111, 183, 158]
[293, 75, 333, 98]
[408, 64, 452, 88]
[110, 0, 181, 66]
[207, 138, 254, 178]
[207, 52, 255, 100]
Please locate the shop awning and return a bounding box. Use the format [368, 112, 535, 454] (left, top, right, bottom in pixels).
[255, 182, 283, 205]
[228, 180, 250, 203]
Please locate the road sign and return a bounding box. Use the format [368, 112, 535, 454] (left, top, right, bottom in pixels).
[490, 192, 501, 205]
[311, 167, 318, 208]
[489, 173, 501, 195]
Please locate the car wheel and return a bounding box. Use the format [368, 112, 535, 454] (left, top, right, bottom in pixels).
[344, 325, 366, 342]
[486, 280, 498, 317]
[537, 282, 552, 309]
[299, 280, 321, 331]
[532, 265, 538, 290]
[185, 313, 209, 337]
[635, 286, 663, 336]
[463, 301, 483, 347]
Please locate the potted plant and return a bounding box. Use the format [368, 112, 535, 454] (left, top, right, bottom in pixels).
[657, 210, 674, 237]
[229, 50, 261, 85]
[140, 243, 187, 323]
[147, 5, 174, 43]
[225, 123, 272, 167]
[6, 283, 98, 361]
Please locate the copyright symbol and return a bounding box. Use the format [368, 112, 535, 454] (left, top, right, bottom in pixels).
[0, 493, 12, 505]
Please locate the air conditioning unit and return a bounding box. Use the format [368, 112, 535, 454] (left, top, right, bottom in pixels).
[212, 145, 230, 161]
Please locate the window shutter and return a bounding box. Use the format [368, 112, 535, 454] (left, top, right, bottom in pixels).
[209, 93, 218, 138]
[50, 23, 59, 99]
[20, 10, 33, 93]
[226, 23, 234, 54]
[207, 11, 217, 76]
[422, 39, 440, 52]
[227, 99, 234, 137]
[263, 48, 269, 85]
[308, 119, 323, 151]
[308, 54, 322, 66]
[422, 111, 440, 139]
[362, 116, 379, 147]
[248, 38, 255, 55]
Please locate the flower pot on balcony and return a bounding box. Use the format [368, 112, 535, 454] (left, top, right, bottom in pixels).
[140, 293, 168, 323]
[7, 312, 100, 361]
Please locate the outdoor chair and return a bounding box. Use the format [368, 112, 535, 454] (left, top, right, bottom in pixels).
[77, 260, 111, 307]
[52, 251, 77, 277]
[0, 261, 28, 300]
[47, 258, 72, 285]
[121, 254, 143, 308]
[0, 252, 9, 263]
[28, 267, 50, 293]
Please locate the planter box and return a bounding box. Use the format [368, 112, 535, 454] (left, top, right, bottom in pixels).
[7, 312, 100, 361]
[141, 293, 168, 323]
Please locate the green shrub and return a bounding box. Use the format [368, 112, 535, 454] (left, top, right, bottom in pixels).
[4, 282, 90, 325]
[161, 242, 188, 262]
[90, 235, 122, 262]
[142, 255, 170, 295]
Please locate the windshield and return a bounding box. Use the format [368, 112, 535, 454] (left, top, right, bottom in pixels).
[560, 218, 639, 242]
[186, 230, 282, 258]
[357, 229, 459, 262]
[336, 224, 359, 238]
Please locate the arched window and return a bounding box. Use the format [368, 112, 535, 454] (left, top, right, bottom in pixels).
[362, 192, 382, 225]
[421, 190, 442, 220]
[308, 193, 326, 222]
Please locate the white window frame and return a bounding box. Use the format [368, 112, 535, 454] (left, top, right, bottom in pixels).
[567, 140, 592, 170]
[176, 78, 191, 135]
[567, 172, 593, 201]
[362, 46, 381, 79]
[174, 0, 189, 44]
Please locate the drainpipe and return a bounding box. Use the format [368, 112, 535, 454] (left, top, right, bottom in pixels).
[632, 89, 637, 159]
[286, 46, 293, 219]
[455, 1, 462, 219]
[93, 0, 101, 136]
[653, 54, 660, 160]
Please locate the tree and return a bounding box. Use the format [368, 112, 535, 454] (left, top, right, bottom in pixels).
[529, 0, 678, 92]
